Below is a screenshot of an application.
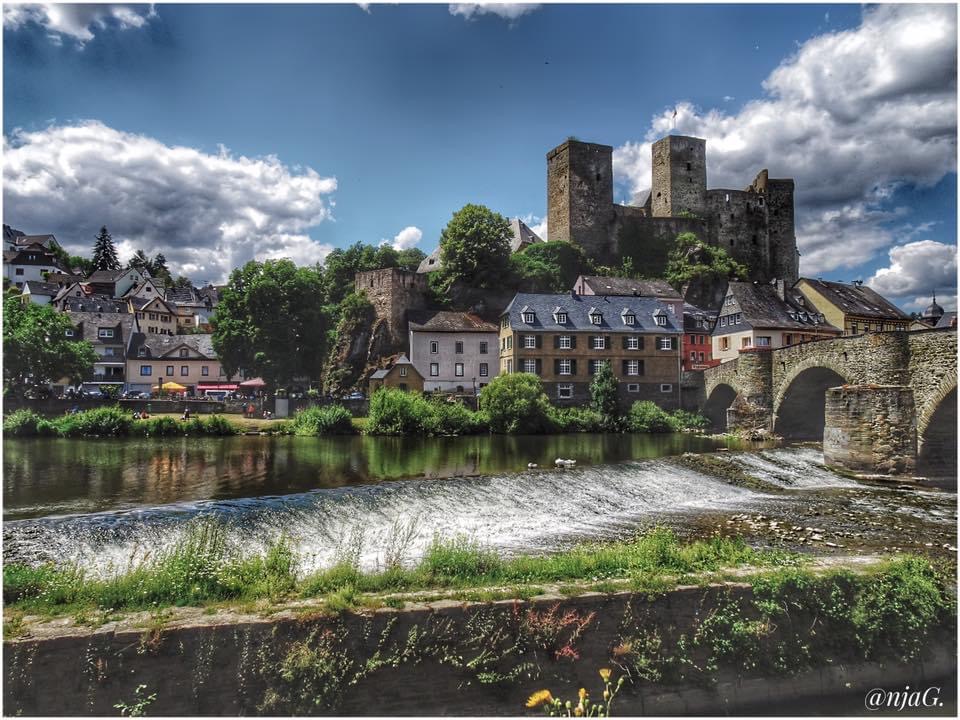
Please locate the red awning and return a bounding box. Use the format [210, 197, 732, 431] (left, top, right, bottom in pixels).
[196, 383, 238, 391]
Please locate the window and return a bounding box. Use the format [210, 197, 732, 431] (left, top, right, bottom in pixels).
[395, 366, 406, 378]
[181, 366, 189, 376]
[720, 337, 730, 351]
[479, 362, 488, 377]
[501, 338, 506, 351]
[524, 335, 536, 349]
[507, 336, 513, 350]
[699, 335, 705, 345]
[627, 383, 639, 393]
[430, 341, 439, 354]
[398, 383, 408, 392]
[179, 349, 188, 358]
[556, 312, 567, 324]
[65, 329, 75, 337]
[698, 352, 705, 362]
[523, 312, 535, 324]
[202, 366, 209, 376]
[559, 335, 571, 349]
[103, 347, 116, 357]
[455, 363, 464, 377]
[589, 359, 605, 375]
[659, 337, 673, 350]
[756, 336, 771, 347]
[590, 312, 602, 325]
[138, 347, 147, 357]
[14, 268, 23, 276]
[455, 341, 464, 354]
[623, 314, 635, 325]
[523, 359, 537, 374]
[851, 324, 859, 335]
[98, 328, 114, 338]
[430, 363, 439, 376]
[149, 313, 157, 321]
[660, 384, 673, 393]
[626, 360, 640, 376]
[627, 336, 639, 350]
[655, 314, 667, 326]
[690, 351, 697, 360]
[166, 365, 174, 375]
[140, 365, 152, 376]
[559, 359, 572, 375]
[479, 341, 488, 354]
[742, 337, 751, 348]
[557, 383, 573, 399]
[720, 317, 727, 327]
[735, 313, 742, 324]
[592, 336, 605, 350]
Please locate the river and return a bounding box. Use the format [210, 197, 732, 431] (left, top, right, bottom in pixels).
[3, 434, 956, 576]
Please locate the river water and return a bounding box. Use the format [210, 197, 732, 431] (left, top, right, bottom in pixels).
[3, 435, 956, 576]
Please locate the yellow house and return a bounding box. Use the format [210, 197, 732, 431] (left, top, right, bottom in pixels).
[794, 278, 910, 335]
[126, 333, 229, 394]
[129, 296, 177, 336]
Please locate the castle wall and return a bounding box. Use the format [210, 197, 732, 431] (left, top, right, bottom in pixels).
[766, 179, 799, 284]
[611, 209, 705, 278]
[547, 141, 615, 261]
[354, 269, 429, 350]
[705, 189, 770, 281]
[651, 136, 707, 218]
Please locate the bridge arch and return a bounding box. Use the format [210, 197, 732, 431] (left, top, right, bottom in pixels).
[773, 362, 851, 440]
[703, 383, 739, 431]
[917, 376, 957, 478]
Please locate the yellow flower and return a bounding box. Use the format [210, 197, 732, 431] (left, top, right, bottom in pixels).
[525, 690, 554, 708]
[574, 707, 583, 717]
[599, 668, 612, 682]
[578, 688, 588, 702]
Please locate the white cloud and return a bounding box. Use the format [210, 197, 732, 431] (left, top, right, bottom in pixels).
[3, 121, 337, 283]
[380, 226, 423, 251]
[612, 4, 957, 278]
[3, 3, 155, 45]
[449, 4, 540, 22]
[867, 240, 957, 310]
[520, 213, 547, 241]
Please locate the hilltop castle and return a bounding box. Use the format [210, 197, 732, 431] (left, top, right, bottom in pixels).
[547, 135, 799, 285]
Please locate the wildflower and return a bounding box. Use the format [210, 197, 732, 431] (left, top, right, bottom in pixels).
[578, 688, 587, 702]
[525, 690, 554, 708]
[599, 668, 612, 682]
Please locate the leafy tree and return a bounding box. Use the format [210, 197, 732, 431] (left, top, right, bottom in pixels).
[128, 249, 151, 273]
[91, 226, 121, 272]
[172, 275, 193, 289]
[3, 298, 97, 393]
[664, 232, 748, 289]
[319, 242, 381, 306]
[211, 259, 331, 389]
[396, 247, 427, 272]
[509, 240, 593, 292]
[438, 204, 512, 292]
[479, 372, 554, 434]
[127, 250, 173, 285]
[589, 360, 620, 422]
[68, 255, 94, 276]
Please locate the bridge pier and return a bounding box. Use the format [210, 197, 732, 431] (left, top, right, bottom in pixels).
[726, 348, 773, 433]
[823, 385, 917, 477]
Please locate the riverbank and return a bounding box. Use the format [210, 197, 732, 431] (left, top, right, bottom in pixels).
[4, 552, 955, 716]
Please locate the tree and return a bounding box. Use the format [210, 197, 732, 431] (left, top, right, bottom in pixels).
[3, 298, 97, 392]
[664, 232, 748, 289]
[479, 372, 554, 434]
[128, 249, 150, 273]
[396, 247, 427, 272]
[212, 259, 331, 389]
[510, 240, 593, 292]
[589, 361, 620, 425]
[91, 226, 121, 272]
[438, 204, 512, 292]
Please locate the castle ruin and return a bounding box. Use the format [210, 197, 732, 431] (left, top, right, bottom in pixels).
[547, 135, 799, 285]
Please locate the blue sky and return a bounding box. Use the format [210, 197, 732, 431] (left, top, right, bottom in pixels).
[3, 3, 957, 311]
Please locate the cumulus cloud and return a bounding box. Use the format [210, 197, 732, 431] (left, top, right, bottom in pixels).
[867, 240, 958, 311]
[380, 226, 423, 251]
[4, 121, 337, 283]
[520, 214, 547, 241]
[612, 4, 957, 277]
[3, 3, 155, 45]
[449, 4, 540, 22]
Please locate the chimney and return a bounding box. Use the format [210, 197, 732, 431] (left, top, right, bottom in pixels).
[773, 279, 786, 301]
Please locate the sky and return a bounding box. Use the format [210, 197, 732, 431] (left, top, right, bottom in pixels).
[3, 2, 957, 312]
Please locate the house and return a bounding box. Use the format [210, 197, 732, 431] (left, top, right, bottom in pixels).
[166, 285, 215, 332]
[3, 226, 62, 253]
[86, 268, 149, 298]
[122, 278, 166, 301]
[794, 278, 910, 335]
[59, 294, 130, 314]
[407, 310, 499, 393]
[499, 292, 683, 408]
[126, 333, 227, 395]
[682, 304, 718, 371]
[63, 312, 137, 392]
[368, 354, 424, 394]
[416, 217, 542, 274]
[128, 296, 177, 336]
[3, 245, 71, 289]
[712, 281, 841, 363]
[20, 280, 61, 306]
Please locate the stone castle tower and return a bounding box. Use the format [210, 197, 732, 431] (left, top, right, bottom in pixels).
[546, 135, 799, 285]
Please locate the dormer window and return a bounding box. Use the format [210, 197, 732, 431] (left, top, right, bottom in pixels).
[655, 315, 667, 326]
[98, 328, 114, 338]
[65, 329, 75, 338]
[523, 312, 535, 324]
[553, 308, 567, 324]
[622, 313, 636, 326]
[590, 313, 602, 325]
[138, 347, 147, 357]
[179, 348, 189, 358]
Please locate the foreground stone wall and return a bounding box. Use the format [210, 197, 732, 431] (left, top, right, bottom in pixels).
[4, 584, 954, 716]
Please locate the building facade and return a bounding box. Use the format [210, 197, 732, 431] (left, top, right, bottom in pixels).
[408, 310, 499, 393]
[63, 312, 136, 391]
[794, 278, 911, 335]
[499, 292, 683, 408]
[130, 297, 177, 336]
[126, 333, 226, 394]
[368, 355, 425, 394]
[683, 305, 718, 370]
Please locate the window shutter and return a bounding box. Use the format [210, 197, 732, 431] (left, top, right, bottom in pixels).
[570, 359, 577, 376]
[571, 336, 578, 349]
[639, 336, 645, 350]
[621, 336, 628, 350]
[672, 337, 678, 350]
[535, 335, 542, 349]
[639, 360, 645, 376]
[553, 335, 560, 349]
[588, 335, 595, 348]
[588, 361, 595, 376]
[554, 359, 560, 375]
[655, 336, 661, 349]
[604, 335, 611, 349]
[621, 359, 628, 375]
[535, 359, 542, 376]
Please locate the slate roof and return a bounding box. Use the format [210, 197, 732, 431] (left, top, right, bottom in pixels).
[502, 293, 682, 333]
[22, 281, 61, 297]
[129, 295, 176, 313]
[715, 282, 841, 336]
[935, 312, 957, 329]
[166, 286, 208, 305]
[577, 275, 683, 300]
[128, 332, 216, 359]
[61, 296, 129, 314]
[407, 310, 498, 333]
[67, 312, 135, 346]
[800, 278, 909, 321]
[370, 369, 389, 379]
[3, 247, 64, 267]
[683, 303, 716, 332]
[86, 269, 129, 283]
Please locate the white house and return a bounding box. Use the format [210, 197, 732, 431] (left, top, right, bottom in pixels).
[407, 310, 500, 393]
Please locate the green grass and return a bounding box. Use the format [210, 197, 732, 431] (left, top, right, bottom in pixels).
[3, 407, 240, 438]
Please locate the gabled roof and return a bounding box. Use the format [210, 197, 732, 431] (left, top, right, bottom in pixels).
[61, 296, 129, 314]
[128, 332, 216, 359]
[123, 279, 164, 298]
[3, 247, 64, 267]
[130, 295, 177, 313]
[576, 275, 682, 300]
[716, 282, 841, 335]
[22, 281, 60, 296]
[407, 310, 498, 333]
[502, 293, 682, 333]
[86, 269, 128, 283]
[66, 312, 135, 345]
[508, 217, 542, 253]
[166, 285, 208, 305]
[799, 278, 909, 321]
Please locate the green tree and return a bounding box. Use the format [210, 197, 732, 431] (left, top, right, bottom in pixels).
[91, 226, 120, 272]
[396, 247, 427, 272]
[438, 204, 512, 292]
[664, 232, 748, 289]
[479, 372, 554, 434]
[319, 242, 381, 306]
[509, 240, 593, 292]
[211, 259, 331, 389]
[3, 298, 97, 393]
[589, 360, 620, 423]
[127, 249, 150, 273]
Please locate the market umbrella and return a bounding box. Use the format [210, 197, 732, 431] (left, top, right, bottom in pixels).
[239, 377, 266, 388]
[160, 381, 188, 392]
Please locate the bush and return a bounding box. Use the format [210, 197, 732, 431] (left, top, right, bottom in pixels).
[547, 406, 605, 433]
[135, 416, 182, 436]
[670, 409, 709, 431]
[366, 389, 485, 437]
[480, 373, 555, 434]
[3, 409, 52, 437]
[288, 405, 355, 436]
[628, 401, 675, 433]
[56, 406, 132, 437]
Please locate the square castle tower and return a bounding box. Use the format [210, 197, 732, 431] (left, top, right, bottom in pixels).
[546, 135, 799, 285]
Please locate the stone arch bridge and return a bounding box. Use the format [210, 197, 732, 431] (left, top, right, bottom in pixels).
[702, 329, 957, 475]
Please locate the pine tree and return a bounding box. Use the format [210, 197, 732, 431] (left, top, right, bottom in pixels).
[91, 226, 120, 272]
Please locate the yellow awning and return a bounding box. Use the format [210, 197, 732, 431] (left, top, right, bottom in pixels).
[160, 381, 187, 391]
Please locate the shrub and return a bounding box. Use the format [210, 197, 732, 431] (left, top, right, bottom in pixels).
[421, 397, 487, 437]
[3, 409, 52, 437]
[670, 409, 709, 431]
[480, 373, 555, 434]
[136, 416, 182, 436]
[56, 406, 132, 437]
[547, 406, 605, 433]
[367, 389, 485, 437]
[628, 401, 675, 433]
[288, 405, 355, 436]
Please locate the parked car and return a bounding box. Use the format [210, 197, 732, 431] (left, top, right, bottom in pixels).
[345, 391, 365, 400]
